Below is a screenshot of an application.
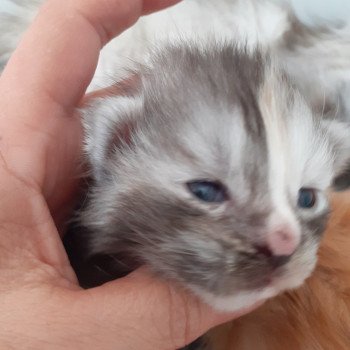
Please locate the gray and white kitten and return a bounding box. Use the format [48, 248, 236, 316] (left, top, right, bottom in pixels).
[1, 0, 350, 312]
[78, 42, 350, 311]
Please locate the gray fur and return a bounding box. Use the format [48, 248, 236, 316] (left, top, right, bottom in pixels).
[78, 42, 350, 304]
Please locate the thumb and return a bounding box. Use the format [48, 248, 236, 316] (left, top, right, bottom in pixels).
[75, 269, 263, 349]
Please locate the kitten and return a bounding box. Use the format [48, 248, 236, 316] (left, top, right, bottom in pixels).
[72, 40, 350, 312]
[1, 1, 350, 348]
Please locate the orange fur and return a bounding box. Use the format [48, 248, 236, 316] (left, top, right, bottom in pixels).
[209, 192, 350, 350]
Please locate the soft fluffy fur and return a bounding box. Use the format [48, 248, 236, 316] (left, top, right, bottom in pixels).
[76, 41, 350, 312]
[207, 191, 350, 349]
[1, 0, 350, 348]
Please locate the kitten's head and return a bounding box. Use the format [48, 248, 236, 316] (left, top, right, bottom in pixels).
[81, 43, 350, 311]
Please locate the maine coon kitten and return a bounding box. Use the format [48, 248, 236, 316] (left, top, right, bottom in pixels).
[1, 1, 350, 349]
[73, 41, 350, 311]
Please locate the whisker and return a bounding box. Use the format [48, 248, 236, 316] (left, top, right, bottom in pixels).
[106, 254, 132, 270]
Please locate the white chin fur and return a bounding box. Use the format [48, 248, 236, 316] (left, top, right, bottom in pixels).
[194, 287, 278, 312]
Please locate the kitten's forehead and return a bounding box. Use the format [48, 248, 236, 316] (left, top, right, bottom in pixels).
[138, 43, 334, 203]
[140, 44, 268, 177]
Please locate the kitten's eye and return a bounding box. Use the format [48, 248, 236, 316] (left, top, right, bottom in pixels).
[298, 188, 317, 209]
[187, 181, 228, 203]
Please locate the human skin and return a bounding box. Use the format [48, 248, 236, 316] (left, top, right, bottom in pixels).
[0, 1, 261, 349]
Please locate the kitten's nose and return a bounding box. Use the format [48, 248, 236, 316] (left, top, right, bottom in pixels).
[267, 225, 300, 256]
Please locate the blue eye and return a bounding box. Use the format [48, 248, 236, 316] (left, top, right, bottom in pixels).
[187, 181, 228, 203]
[298, 188, 317, 209]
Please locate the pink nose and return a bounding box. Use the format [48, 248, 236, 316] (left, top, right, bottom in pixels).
[267, 226, 300, 256]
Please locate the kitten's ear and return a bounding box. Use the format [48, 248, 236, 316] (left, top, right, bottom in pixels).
[322, 119, 350, 190]
[81, 77, 142, 181]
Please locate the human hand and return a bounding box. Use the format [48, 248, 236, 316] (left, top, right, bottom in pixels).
[0, 1, 261, 349]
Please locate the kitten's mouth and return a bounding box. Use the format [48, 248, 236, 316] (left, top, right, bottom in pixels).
[194, 267, 310, 312]
[236, 258, 313, 295]
[238, 245, 317, 293]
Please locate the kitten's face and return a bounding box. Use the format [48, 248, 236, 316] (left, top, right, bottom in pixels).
[81, 44, 350, 311]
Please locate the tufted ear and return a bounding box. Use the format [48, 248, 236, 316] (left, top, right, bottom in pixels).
[81, 76, 142, 181]
[322, 119, 350, 190]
